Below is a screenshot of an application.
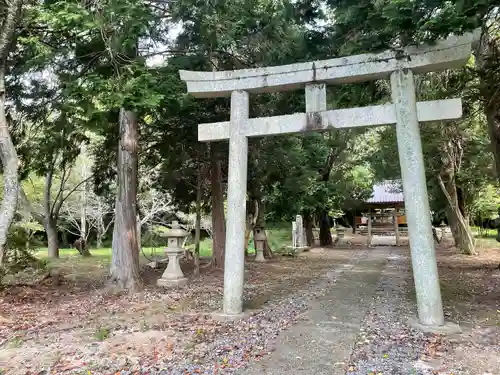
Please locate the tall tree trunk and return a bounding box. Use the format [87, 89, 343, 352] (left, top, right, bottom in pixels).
[476, 26, 500, 179]
[45, 218, 59, 258]
[78, 146, 92, 257]
[193, 167, 203, 276]
[110, 109, 141, 291]
[446, 206, 461, 242]
[0, 71, 19, 265]
[318, 210, 333, 246]
[475, 25, 500, 242]
[0, 0, 22, 267]
[136, 213, 141, 251]
[303, 211, 314, 247]
[80, 143, 88, 241]
[96, 217, 104, 248]
[438, 174, 476, 255]
[61, 230, 68, 248]
[96, 233, 103, 249]
[43, 171, 60, 258]
[210, 145, 225, 268]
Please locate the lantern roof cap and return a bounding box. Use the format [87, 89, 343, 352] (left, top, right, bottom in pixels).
[158, 221, 189, 238]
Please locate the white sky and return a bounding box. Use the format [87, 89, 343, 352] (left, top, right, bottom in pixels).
[146, 22, 184, 68]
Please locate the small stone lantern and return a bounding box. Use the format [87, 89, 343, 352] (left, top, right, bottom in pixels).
[254, 226, 266, 262]
[157, 221, 189, 288]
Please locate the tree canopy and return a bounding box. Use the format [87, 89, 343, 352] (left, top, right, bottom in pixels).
[0, 0, 498, 283]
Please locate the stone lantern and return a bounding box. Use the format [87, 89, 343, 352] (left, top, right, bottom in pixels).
[254, 226, 266, 262]
[157, 221, 189, 288]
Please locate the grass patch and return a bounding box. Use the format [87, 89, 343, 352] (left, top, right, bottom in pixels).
[94, 327, 110, 341]
[5, 336, 23, 348]
[35, 227, 291, 262]
[30, 227, 292, 283]
[476, 237, 500, 249]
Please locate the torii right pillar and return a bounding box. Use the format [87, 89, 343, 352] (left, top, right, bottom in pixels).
[391, 69, 445, 327]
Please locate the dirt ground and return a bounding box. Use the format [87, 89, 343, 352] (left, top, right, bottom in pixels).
[1, 235, 499, 375]
[0, 250, 348, 374]
[433, 238, 500, 374]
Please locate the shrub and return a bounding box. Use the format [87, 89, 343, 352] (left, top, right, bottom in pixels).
[0, 222, 46, 284]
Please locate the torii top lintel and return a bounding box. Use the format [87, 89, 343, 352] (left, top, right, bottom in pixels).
[179, 30, 479, 98]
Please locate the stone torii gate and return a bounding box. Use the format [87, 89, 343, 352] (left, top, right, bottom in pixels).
[179, 31, 478, 328]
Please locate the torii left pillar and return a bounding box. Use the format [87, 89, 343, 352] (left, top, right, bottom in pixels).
[222, 90, 249, 316]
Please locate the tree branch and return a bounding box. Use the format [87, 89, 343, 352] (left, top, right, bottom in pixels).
[50, 165, 70, 217]
[53, 174, 94, 217]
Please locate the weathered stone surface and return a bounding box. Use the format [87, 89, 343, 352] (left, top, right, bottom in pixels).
[254, 226, 267, 262]
[180, 30, 479, 98]
[391, 69, 445, 326]
[222, 90, 249, 316]
[157, 248, 189, 288]
[211, 310, 254, 322]
[157, 221, 190, 289]
[296, 215, 304, 248]
[292, 221, 298, 248]
[408, 318, 462, 335]
[157, 275, 188, 288]
[198, 99, 462, 141]
[305, 83, 327, 113]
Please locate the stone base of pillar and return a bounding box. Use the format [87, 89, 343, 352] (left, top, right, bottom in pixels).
[211, 310, 253, 322]
[285, 245, 310, 252]
[157, 277, 188, 288]
[408, 318, 462, 335]
[255, 250, 266, 262]
[366, 236, 373, 247]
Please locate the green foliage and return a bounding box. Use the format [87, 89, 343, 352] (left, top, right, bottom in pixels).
[5, 0, 498, 253]
[94, 327, 110, 341]
[1, 222, 47, 283]
[470, 184, 500, 220]
[326, 0, 495, 55]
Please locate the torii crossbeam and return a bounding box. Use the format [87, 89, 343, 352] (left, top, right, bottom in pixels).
[179, 30, 479, 329]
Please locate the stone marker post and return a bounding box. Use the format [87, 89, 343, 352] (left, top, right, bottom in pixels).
[391, 70, 444, 327]
[222, 90, 249, 316]
[367, 212, 372, 247]
[393, 210, 400, 246]
[295, 215, 304, 248]
[292, 221, 297, 248]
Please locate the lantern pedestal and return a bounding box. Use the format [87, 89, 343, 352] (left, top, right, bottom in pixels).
[254, 226, 267, 262]
[157, 248, 188, 287]
[254, 249, 266, 262]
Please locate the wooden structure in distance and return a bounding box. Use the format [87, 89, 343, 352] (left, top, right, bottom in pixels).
[357, 181, 405, 246]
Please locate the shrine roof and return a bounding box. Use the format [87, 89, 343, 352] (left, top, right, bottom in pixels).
[366, 181, 404, 204]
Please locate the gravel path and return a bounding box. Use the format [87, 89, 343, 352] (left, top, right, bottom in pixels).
[348, 248, 467, 375]
[67, 249, 381, 375]
[147, 249, 376, 375]
[240, 247, 388, 375]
